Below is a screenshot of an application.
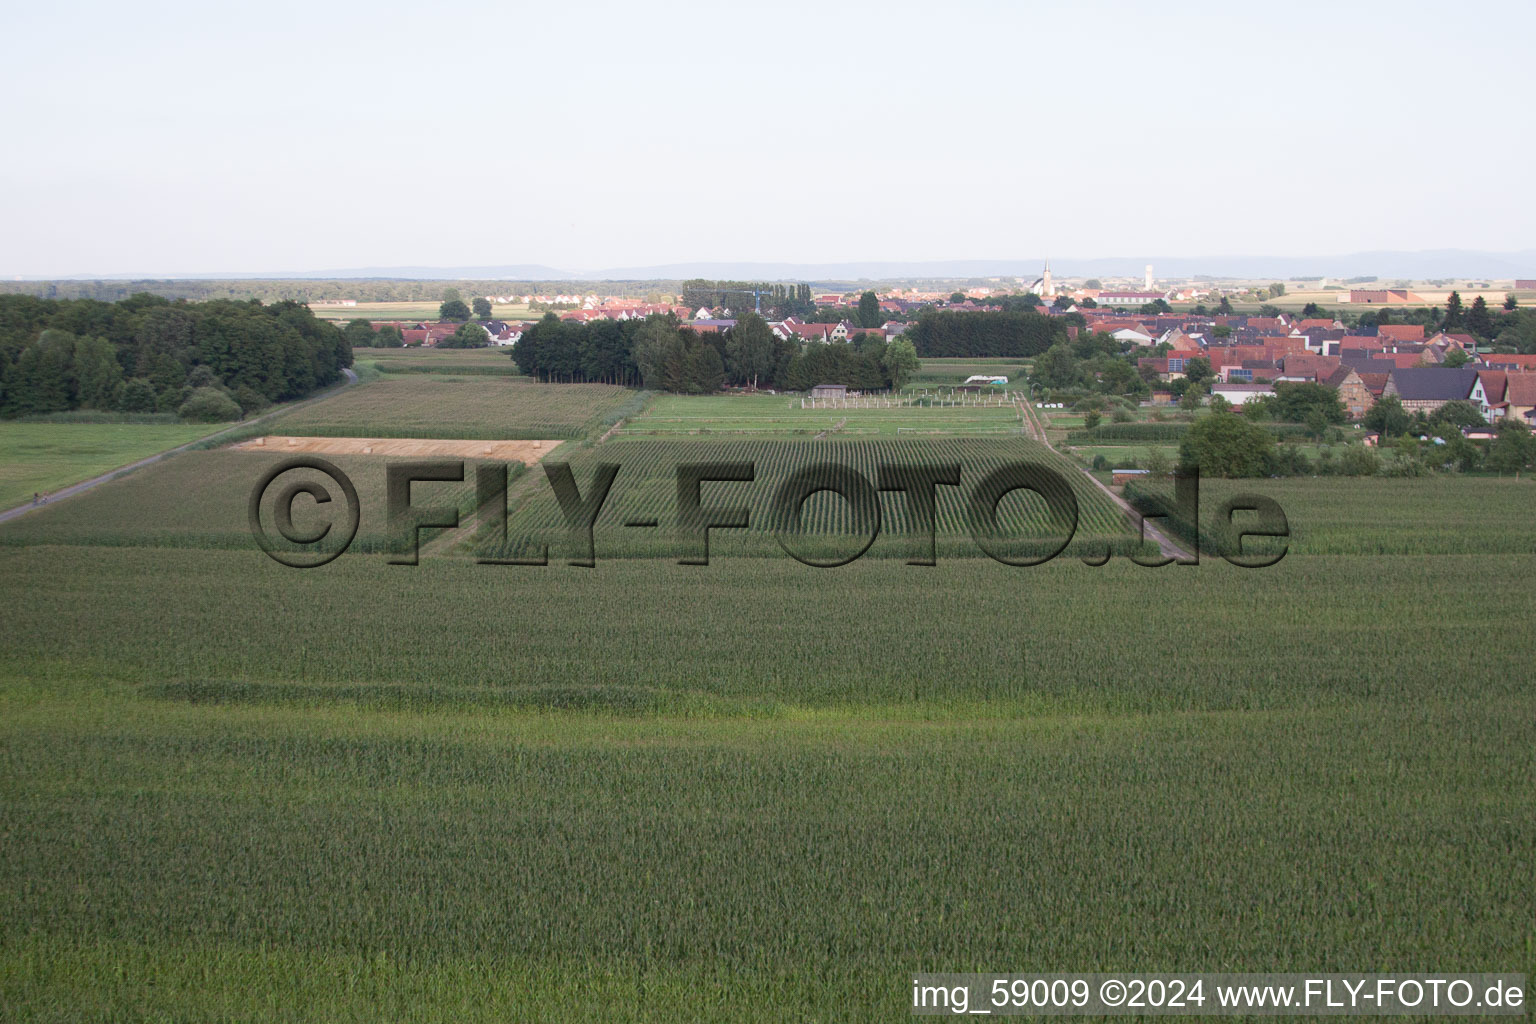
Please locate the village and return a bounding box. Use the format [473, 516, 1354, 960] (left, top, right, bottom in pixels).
[347, 272, 1536, 433]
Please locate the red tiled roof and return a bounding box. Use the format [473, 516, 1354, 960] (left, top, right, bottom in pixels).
[1501, 373, 1536, 407]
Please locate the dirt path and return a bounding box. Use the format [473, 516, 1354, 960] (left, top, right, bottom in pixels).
[0, 367, 361, 526]
[232, 436, 562, 462]
[1020, 397, 1195, 563]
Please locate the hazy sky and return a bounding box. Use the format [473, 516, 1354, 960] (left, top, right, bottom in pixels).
[4, 0, 1532, 277]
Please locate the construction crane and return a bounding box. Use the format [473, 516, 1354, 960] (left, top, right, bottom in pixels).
[723, 283, 770, 315]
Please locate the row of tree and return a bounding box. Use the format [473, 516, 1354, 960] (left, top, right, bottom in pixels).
[510, 312, 919, 393]
[905, 310, 1068, 358]
[680, 281, 818, 320]
[0, 294, 351, 418]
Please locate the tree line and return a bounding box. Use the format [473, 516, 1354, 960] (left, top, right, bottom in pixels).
[906, 310, 1067, 357]
[0, 294, 352, 420]
[511, 312, 919, 393]
[680, 281, 818, 320]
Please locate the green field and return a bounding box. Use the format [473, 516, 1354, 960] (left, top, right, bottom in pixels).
[907, 357, 1027, 386]
[359, 346, 526, 376]
[0, 422, 217, 510]
[620, 391, 1028, 438]
[2, 379, 1533, 1020]
[488, 436, 1146, 563]
[306, 300, 540, 322]
[263, 375, 639, 440]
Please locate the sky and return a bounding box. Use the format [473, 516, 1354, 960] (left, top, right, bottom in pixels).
[3, 0, 1533, 278]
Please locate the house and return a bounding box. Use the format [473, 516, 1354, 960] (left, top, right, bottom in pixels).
[1109, 326, 1156, 346]
[1486, 373, 1536, 425]
[688, 319, 738, 334]
[1323, 365, 1375, 419]
[782, 322, 844, 344]
[1461, 424, 1498, 441]
[1377, 324, 1425, 342]
[1382, 367, 1480, 413]
[1480, 354, 1536, 371]
[1279, 354, 1342, 381]
[1471, 370, 1507, 421]
[1427, 331, 1479, 352]
[809, 383, 847, 399]
[1098, 291, 1168, 307]
[1356, 372, 1391, 401]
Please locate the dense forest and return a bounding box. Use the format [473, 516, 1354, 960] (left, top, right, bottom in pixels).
[512, 313, 919, 393]
[0, 294, 352, 420]
[906, 310, 1068, 357]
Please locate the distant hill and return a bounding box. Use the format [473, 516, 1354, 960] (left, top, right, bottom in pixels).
[18, 250, 1536, 283]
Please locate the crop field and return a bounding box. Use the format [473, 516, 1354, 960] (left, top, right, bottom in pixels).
[306, 300, 539, 322]
[2, 548, 1533, 1018]
[497, 436, 1146, 562]
[263, 375, 637, 440]
[1132, 474, 1536, 557]
[0, 448, 502, 554]
[619, 391, 1029, 439]
[359, 346, 525, 376]
[2, 378, 1534, 1020]
[0, 422, 216, 510]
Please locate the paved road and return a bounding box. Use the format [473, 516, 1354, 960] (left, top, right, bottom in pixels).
[1019, 396, 1195, 563]
[0, 366, 358, 526]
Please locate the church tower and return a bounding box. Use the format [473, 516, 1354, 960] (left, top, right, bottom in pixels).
[1041, 261, 1053, 298]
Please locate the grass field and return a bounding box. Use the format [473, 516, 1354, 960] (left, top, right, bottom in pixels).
[2, 379, 1532, 1020]
[908, 357, 1027, 386]
[0, 422, 217, 510]
[263, 375, 639, 440]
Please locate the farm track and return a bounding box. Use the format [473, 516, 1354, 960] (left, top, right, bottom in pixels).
[1020, 396, 1194, 563]
[0, 367, 359, 526]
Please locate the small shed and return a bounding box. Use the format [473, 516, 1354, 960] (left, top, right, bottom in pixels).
[1111, 469, 1151, 487]
[810, 384, 848, 399]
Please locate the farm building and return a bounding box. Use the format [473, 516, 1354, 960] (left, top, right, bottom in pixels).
[809, 384, 848, 399]
[1211, 382, 1276, 406]
[1111, 469, 1150, 486]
